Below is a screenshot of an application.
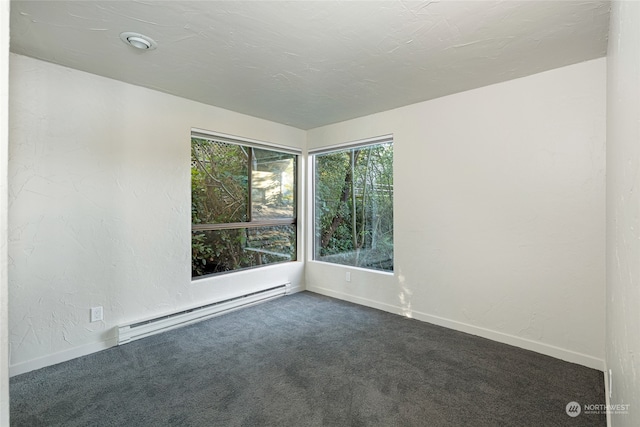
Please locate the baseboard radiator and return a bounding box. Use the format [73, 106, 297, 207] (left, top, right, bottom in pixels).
[118, 283, 291, 345]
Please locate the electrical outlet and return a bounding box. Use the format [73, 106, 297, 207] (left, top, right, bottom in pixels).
[346, 272, 351, 282]
[90, 306, 103, 323]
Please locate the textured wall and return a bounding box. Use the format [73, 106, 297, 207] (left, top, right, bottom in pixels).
[8, 54, 305, 374]
[606, 2, 640, 425]
[1, 1, 10, 423]
[306, 58, 606, 369]
[7, 51, 609, 379]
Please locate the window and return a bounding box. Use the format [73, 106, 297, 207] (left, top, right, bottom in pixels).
[191, 134, 297, 278]
[313, 138, 393, 272]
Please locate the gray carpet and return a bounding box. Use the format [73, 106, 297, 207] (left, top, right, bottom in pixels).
[11, 291, 605, 426]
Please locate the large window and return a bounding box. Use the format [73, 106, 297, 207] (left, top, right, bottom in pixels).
[313, 139, 393, 272]
[191, 134, 297, 278]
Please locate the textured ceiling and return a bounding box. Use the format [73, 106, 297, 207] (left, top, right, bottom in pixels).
[10, 1, 610, 130]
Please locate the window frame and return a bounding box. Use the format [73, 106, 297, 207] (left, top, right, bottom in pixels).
[310, 135, 394, 272]
[191, 129, 300, 279]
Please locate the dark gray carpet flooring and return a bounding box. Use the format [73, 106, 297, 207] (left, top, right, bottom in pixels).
[11, 291, 605, 426]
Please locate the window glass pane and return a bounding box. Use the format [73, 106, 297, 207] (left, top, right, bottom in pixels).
[192, 225, 296, 277]
[191, 135, 298, 279]
[191, 138, 248, 224]
[251, 149, 296, 220]
[314, 142, 393, 272]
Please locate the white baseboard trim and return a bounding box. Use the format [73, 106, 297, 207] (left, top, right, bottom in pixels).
[308, 285, 605, 372]
[9, 337, 118, 377]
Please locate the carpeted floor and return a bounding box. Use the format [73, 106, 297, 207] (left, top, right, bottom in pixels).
[10, 291, 605, 426]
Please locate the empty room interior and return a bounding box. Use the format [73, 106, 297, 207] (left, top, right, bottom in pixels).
[0, 0, 639, 426]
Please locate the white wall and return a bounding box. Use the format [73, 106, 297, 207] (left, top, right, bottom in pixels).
[1, 0, 10, 424]
[307, 58, 606, 370]
[606, 2, 640, 425]
[7, 50, 608, 379]
[8, 54, 306, 375]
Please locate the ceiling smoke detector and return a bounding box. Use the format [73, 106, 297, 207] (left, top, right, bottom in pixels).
[119, 32, 157, 51]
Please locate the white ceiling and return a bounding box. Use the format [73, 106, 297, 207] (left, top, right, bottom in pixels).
[10, 1, 610, 130]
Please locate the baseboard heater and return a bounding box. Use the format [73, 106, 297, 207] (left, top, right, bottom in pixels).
[118, 283, 291, 345]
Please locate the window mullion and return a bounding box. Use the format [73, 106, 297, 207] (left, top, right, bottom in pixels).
[192, 219, 296, 232]
[247, 147, 253, 222]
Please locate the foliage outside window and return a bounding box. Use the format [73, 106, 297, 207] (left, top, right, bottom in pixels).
[313, 140, 393, 272]
[191, 136, 297, 278]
